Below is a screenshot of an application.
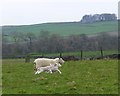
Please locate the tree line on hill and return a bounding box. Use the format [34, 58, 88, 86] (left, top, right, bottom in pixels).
[2, 30, 118, 58]
[80, 13, 117, 23]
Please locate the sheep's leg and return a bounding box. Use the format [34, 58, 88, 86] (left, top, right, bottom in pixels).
[37, 70, 43, 74]
[35, 68, 40, 74]
[57, 69, 62, 74]
[35, 71, 39, 74]
[49, 69, 53, 74]
[35, 68, 43, 74]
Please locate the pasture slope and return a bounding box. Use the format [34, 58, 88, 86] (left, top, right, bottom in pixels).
[2, 59, 118, 94]
[2, 21, 117, 36]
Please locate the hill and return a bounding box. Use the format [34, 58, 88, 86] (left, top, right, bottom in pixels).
[2, 21, 118, 37]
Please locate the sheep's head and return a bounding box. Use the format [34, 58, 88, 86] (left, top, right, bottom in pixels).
[58, 58, 65, 65]
[55, 63, 61, 67]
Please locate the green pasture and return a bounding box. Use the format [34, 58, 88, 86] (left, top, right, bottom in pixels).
[3, 21, 117, 37]
[2, 59, 118, 94]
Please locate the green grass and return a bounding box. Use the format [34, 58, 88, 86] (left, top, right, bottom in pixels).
[2, 59, 118, 94]
[3, 21, 118, 37]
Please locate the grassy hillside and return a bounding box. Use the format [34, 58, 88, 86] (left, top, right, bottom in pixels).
[2, 59, 118, 94]
[2, 21, 118, 36]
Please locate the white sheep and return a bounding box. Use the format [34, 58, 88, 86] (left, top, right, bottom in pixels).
[33, 58, 64, 70]
[35, 63, 62, 74]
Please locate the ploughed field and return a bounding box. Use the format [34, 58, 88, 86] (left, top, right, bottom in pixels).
[2, 59, 118, 94]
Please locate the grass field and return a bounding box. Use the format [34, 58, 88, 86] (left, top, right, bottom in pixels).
[2, 59, 118, 94]
[2, 21, 117, 37]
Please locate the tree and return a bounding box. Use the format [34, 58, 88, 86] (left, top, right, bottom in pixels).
[34, 30, 50, 54]
[26, 32, 36, 53]
[48, 34, 63, 53]
[12, 32, 18, 43]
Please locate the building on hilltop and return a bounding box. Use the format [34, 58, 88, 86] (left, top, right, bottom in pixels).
[80, 13, 117, 23]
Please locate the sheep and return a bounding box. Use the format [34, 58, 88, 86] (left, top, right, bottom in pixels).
[33, 58, 64, 70]
[35, 64, 53, 74]
[49, 63, 62, 74]
[35, 63, 62, 74]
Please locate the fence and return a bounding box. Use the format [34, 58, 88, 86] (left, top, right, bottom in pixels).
[2, 49, 119, 62]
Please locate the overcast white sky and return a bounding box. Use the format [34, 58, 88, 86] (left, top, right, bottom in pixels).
[0, 0, 119, 26]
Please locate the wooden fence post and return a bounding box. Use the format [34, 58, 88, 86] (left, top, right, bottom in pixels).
[59, 53, 62, 58]
[81, 50, 83, 60]
[100, 47, 104, 59]
[25, 54, 30, 63]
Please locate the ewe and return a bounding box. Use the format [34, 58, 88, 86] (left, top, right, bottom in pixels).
[33, 58, 64, 70]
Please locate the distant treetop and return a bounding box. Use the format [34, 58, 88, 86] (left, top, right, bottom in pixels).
[80, 13, 117, 23]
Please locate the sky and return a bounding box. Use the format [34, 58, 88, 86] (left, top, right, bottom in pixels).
[0, 0, 119, 26]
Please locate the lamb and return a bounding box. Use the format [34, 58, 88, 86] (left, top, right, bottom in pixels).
[35, 64, 53, 74]
[35, 63, 62, 74]
[49, 63, 62, 74]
